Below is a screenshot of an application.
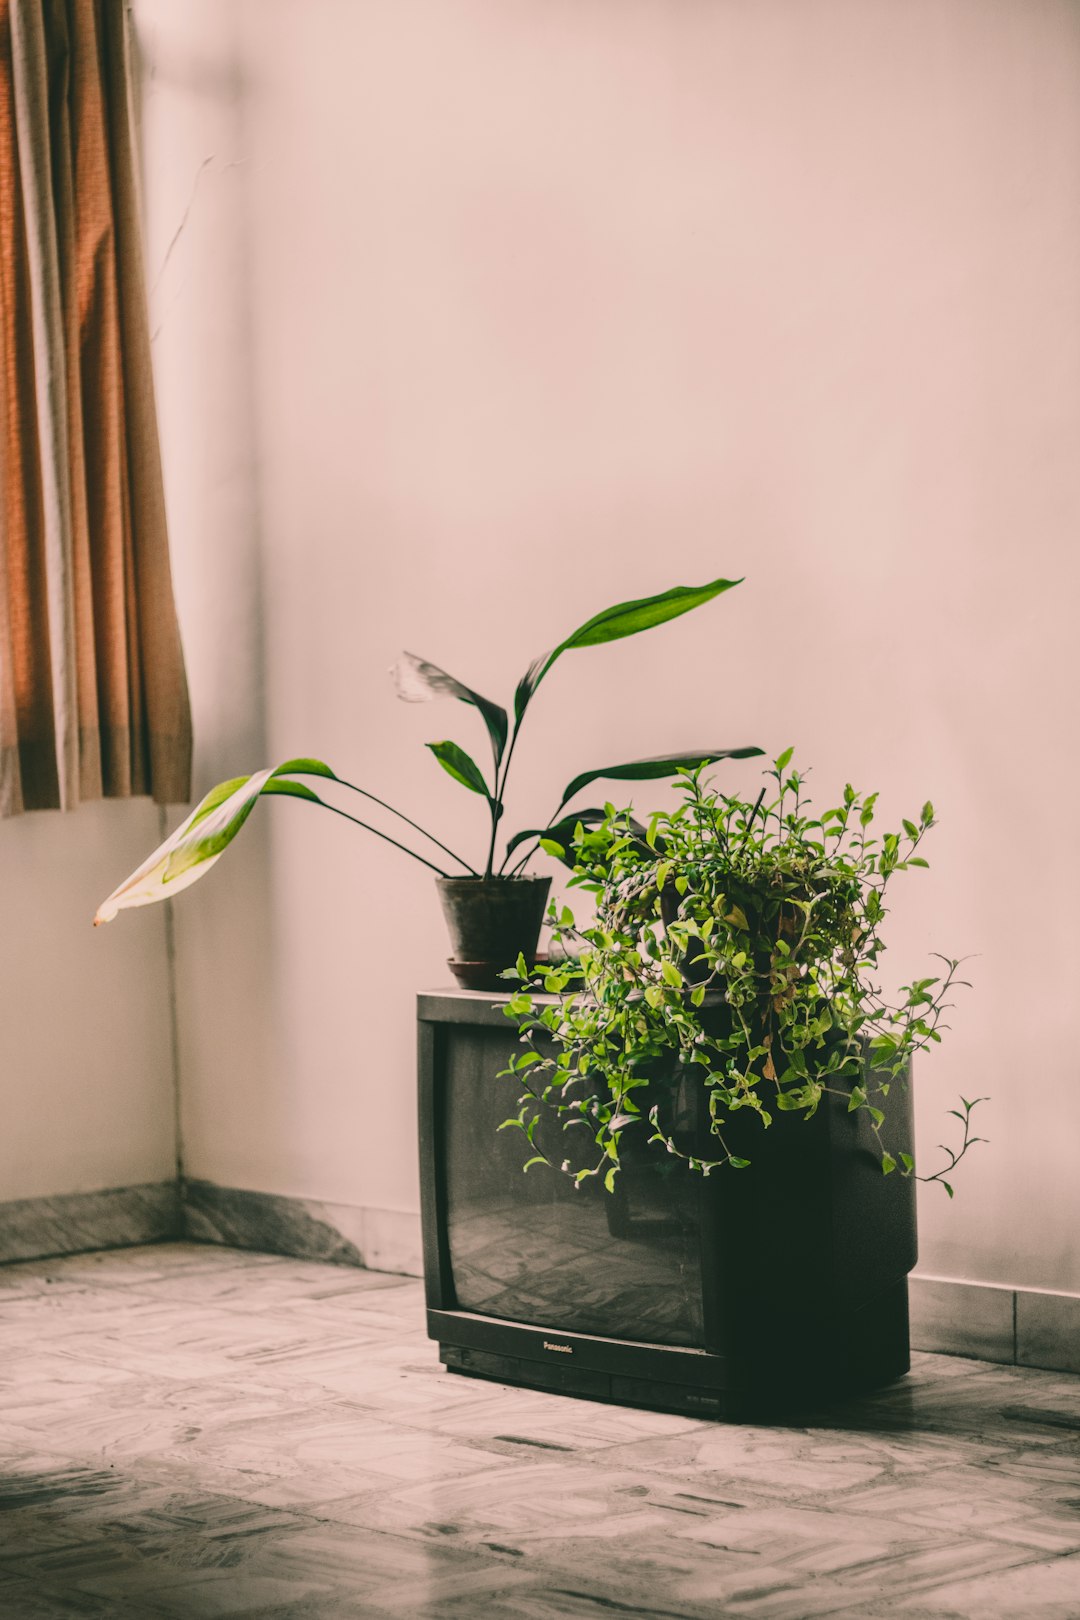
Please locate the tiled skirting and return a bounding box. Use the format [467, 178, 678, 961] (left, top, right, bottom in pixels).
[0, 1182, 181, 1262]
[909, 1273, 1080, 1374]
[0, 1179, 423, 1279]
[182, 1179, 424, 1277]
[2, 1185, 1076, 1376]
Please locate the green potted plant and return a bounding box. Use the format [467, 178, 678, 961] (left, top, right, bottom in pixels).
[417, 756, 984, 1414]
[499, 752, 983, 1195]
[94, 576, 761, 986]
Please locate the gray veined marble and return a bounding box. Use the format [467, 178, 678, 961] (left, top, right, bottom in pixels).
[181, 1180, 424, 1275]
[1, 1242, 1080, 1618]
[0, 1181, 424, 1279]
[0, 1183, 180, 1264]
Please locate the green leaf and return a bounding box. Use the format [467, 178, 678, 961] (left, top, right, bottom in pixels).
[522, 1156, 547, 1171]
[921, 801, 935, 826]
[392, 652, 508, 768]
[539, 838, 566, 859]
[513, 578, 743, 719]
[559, 577, 743, 653]
[660, 960, 683, 988]
[259, 778, 325, 807]
[729, 1156, 751, 1169]
[556, 747, 763, 811]
[95, 758, 342, 923]
[604, 1165, 618, 1194]
[426, 740, 491, 797]
[272, 757, 339, 783]
[775, 746, 794, 772]
[504, 808, 612, 866]
[162, 780, 270, 881]
[881, 1152, 896, 1175]
[513, 652, 549, 725]
[183, 775, 254, 831]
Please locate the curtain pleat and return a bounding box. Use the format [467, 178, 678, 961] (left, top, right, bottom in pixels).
[0, 0, 191, 816]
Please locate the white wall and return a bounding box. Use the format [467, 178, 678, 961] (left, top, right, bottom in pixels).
[137, 0, 1080, 1292]
[0, 800, 177, 1199]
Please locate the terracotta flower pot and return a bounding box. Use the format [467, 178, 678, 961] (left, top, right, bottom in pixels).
[436, 875, 552, 991]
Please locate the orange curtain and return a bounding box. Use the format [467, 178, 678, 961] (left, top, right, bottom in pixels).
[0, 0, 191, 816]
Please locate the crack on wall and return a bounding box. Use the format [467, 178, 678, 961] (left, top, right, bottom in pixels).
[151, 153, 214, 298]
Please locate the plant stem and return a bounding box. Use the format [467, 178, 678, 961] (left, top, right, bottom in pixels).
[336, 779, 478, 874]
[316, 802, 452, 876]
[486, 717, 525, 878]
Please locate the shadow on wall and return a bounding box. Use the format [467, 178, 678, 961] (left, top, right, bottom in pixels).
[135, 2, 286, 1185]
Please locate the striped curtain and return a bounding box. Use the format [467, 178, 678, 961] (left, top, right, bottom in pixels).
[0, 0, 191, 816]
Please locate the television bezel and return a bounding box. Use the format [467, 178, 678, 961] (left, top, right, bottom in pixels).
[417, 990, 735, 1406]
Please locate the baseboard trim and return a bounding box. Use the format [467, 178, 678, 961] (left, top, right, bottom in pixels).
[2, 1187, 1074, 1376]
[910, 1273, 1080, 1375]
[0, 1179, 423, 1276]
[0, 1182, 181, 1263]
[181, 1180, 424, 1277]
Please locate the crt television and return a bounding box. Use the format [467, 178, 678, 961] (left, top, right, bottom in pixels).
[418, 990, 916, 1419]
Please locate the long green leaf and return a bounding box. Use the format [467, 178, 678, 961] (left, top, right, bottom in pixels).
[426, 739, 491, 798]
[556, 747, 763, 812]
[95, 760, 338, 923]
[186, 775, 252, 831]
[163, 763, 337, 883]
[273, 757, 339, 782]
[513, 652, 549, 724]
[513, 578, 742, 721]
[393, 652, 508, 768]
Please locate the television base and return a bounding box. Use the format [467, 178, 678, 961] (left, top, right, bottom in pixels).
[440, 1341, 729, 1416]
[435, 1278, 911, 1421]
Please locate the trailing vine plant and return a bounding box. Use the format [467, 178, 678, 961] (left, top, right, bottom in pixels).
[499, 753, 984, 1196]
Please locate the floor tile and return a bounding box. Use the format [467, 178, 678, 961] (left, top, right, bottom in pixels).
[2, 1243, 1080, 1620]
[861, 1547, 1080, 1617]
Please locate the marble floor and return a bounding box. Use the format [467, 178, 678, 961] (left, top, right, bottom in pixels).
[1, 1246, 1079, 1618]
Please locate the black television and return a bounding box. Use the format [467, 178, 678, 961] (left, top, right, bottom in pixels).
[418, 989, 916, 1419]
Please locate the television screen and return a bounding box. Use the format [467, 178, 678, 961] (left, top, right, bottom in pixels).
[441, 1024, 706, 1348]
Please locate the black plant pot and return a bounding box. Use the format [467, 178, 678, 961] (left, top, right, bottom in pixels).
[436, 876, 552, 991]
